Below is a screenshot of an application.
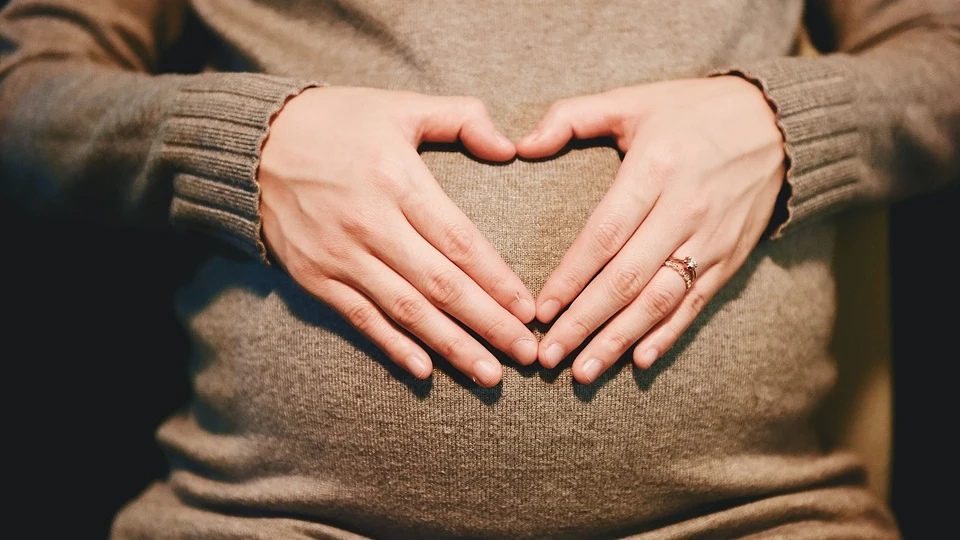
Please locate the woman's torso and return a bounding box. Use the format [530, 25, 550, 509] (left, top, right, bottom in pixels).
[114, 1, 898, 538]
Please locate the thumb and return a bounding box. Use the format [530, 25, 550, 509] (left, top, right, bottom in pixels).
[516, 93, 624, 158]
[415, 96, 516, 161]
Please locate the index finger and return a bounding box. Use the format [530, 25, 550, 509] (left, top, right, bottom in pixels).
[399, 152, 536, 323]
[535, 150, 659, 323]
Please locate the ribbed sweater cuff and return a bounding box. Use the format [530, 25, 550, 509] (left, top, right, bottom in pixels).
[712, 56, 861, 239]
[164, 74, 322, 262]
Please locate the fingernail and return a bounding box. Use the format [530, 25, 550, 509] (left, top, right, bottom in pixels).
[473, 359, 502, 387]
[581, 357, 603, 383]
[511, 338, 538, 365]
[638, 347, 658, 368]
[408, 356, 431, 379]
[538, 299, 562, 322]
[511, 294, 536, 322]
[496, 132, 514, 149]
[520, 129, 540, 145]
[543, 342, 566, 368]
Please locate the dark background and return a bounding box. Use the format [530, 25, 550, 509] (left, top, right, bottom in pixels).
[1, 1, 955, 538]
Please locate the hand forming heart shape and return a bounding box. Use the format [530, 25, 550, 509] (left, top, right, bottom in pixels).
[517, 76, 786, 384]
[259, 77, 785, 387]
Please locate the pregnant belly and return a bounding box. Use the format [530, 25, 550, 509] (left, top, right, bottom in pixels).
[161, 148, 848, 539]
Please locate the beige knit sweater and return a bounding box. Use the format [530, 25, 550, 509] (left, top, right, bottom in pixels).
[2, 1, 958, 538]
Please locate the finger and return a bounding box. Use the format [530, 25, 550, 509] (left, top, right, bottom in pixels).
[540, 193, 690, 368]
[633, 267, 720, 370]
[570, 266, 688, 384]
[630, 181, 774, 369]
[371, 215, 538, 365]
[416, 95, 516, 161]
[319, 280, 433, 380]
[516, 93, 623, 158]
[401, 152, 537, 323]
[535, 150, 656, 323]
[346, 255, 504, 387]
[538, 200, 687, 369]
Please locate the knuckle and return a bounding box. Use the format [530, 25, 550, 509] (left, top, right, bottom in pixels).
[604, 330, 634, 355]
[302, 273, 334, 296]
[610, 264, 646, 301]
[381, 328, 403, 349]
[486, 275, 509, 299]
[344, 302, 379, 333]
[367, 156, 411, 198]
[601, 91, 629, 121]
[557, 269, 586, 295]
[568, 316, 593, 341]
[462, 96, 486, 115]
[724, 234, 745, 258]
[546, 99, 570, 121]
[339, 217, 368, 238]
[687, 199, 709, 223]
[320, 258, 358, 284]
[283, 254, 316, 285]
[643, 285, 679, 320]
[339, 207, 377, 237]
[440, 223, 474, 261]
[644, 140, 686, 183]
[657, 327, 681, 352]
[438, 335, 466, 360]
[288, 248, 335, 284]
[320, 237, 351, 264]
[423, 269, 464, 308]
[592, 219, 626, 258]
[391, 294, 427, 327]
[381, 336, 408, 361]
[686, 288, 708, 315]
[479, 316, 507, 343]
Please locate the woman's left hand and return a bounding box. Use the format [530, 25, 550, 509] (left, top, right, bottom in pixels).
[516, 76, 786, 384]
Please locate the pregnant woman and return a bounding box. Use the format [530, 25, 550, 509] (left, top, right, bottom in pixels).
[1, 1, 957, 538]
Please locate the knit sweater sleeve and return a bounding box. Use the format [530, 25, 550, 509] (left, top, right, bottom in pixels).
[713, 0, 960, 239]
[0, 0, 320, 261]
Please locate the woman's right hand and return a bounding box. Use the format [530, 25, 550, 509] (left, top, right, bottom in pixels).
[258, 87, 536, 387]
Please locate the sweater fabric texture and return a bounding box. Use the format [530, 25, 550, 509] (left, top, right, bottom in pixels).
[2, 1, 958, 538]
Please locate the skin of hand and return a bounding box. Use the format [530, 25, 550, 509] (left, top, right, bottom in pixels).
[516, 76, 786, 384]
[258, 87, 538, 388]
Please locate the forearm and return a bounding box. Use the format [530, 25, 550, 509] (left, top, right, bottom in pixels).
[0, 1, 318, 259]
[4, 64, 314, 257]
[2, 63, 183, 224]
[717, 4, 960, 238]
